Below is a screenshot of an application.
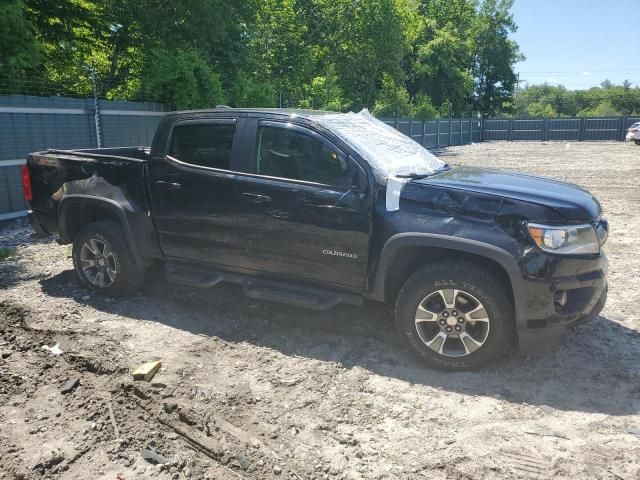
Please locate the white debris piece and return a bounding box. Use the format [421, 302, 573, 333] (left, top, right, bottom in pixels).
[386, 177, 409, 212]
[41, 343, 64, 355]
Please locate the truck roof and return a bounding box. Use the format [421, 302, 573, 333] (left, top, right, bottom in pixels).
[165, 107, 336, 119]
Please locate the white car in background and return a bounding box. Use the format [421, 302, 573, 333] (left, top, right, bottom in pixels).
[626, 122, 640, 145]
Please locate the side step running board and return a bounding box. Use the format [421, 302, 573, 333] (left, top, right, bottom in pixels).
[165, 263, 361, 310]
[241, 282, 343, 310]
[166, 272, 224, 288]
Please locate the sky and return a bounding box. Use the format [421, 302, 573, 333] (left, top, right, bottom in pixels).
[510, 0, 640, 89]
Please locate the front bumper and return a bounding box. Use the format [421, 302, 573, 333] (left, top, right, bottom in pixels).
[515, 250, 608, 354]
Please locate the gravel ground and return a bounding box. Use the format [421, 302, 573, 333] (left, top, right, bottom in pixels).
[0, 141, 639, 480]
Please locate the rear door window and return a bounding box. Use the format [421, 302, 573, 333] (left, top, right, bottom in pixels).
[169, 122, 236, 170]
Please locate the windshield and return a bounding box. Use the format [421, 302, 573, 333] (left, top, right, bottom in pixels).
[310, 109, 446, 178]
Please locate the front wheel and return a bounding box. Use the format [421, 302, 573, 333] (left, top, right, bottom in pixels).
[72, 221, 145, 296]
[395, 261, 514, 370]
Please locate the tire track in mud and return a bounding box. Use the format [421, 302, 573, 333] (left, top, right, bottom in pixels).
[499, 450, 549, 478]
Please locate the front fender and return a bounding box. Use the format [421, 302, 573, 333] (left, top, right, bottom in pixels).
[367, 232, 526, 328]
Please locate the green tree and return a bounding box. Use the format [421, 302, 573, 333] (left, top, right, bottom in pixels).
[411, 93, 439, 119]
[303, 0, 410, 110]
[0, 0, 534, 117]
[471, 0, 523, 116]
[298, 66, 346, 111]
[526, 102, 557, 117]
[373, 73, 412, 117]
[229, 78, 276, 108]
[408, 0, 475, 115]
[0, 1, 42, 75]
[140, 48, 224, 109]
[248, 0, 307, 107]
[515, 81, 640, 118]
[577, 101, 621, 118]
[607, 82, 640, 115]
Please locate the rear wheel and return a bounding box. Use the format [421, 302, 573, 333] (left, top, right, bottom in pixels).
[634, 140, 640, 145]
[395, 261, 513, 370]
[72, 221, 145, 296]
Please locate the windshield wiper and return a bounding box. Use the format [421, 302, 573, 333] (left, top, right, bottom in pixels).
[396, 164, 450, 180]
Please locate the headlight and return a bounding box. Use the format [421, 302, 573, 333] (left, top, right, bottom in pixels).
[526, 223, 600, 255]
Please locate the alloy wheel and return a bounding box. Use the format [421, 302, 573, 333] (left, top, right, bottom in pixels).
[79, 238, 117, 288]
[414, 288, 490, 357]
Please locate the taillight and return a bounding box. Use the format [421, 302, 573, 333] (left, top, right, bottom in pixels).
[21, 165, 32, 202]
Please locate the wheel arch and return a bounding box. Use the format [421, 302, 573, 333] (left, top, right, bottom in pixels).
[368, 233, 524, 325]
[58, 195, 142, 266]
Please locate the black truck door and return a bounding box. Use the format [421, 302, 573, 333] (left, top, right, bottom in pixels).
[233, 120, 371, 288]
[149, 118, 244, 265]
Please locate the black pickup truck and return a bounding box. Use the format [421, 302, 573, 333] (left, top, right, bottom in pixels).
[23, 108, 608, 369]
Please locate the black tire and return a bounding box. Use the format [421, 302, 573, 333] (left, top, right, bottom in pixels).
[634, 140, 640, 146]
[394, 261, 513, 370]
[72, 221, 145, 296]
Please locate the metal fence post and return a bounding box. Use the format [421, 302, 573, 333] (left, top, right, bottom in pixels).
[508, 118, 513, 141]
[448, 117, 452, 146]
[479, 117, 483, 142]
[436, 120, 440, 147]
[460, 118, 463, 145]
[621, 115, 628, 141]
[422, 121, 426, 146]
[543, 118, 549, 141]
[90, 68, 103, 148]
[579, 118, 585, 141]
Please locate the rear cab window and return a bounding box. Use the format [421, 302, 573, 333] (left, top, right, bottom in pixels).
[169, 121, 236, 170]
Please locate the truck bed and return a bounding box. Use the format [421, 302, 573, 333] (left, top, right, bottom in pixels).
[26, 147, 152, 238]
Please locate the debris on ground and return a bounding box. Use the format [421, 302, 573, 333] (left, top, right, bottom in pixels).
[41, 343, 64, 355]
[141, 447, 171, 465]
[107, 401, 120, 437]
[131, 360, 161, 381]
[60, 377, 80, 394]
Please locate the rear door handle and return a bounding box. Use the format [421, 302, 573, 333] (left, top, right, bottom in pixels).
[155, 180, 182, 191]
[241, 192, 271, 204]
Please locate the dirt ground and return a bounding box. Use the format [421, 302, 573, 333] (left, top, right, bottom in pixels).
[1, 141, 639, 480]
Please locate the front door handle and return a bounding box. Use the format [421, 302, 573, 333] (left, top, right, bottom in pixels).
[241, 192, 271, 204]
[155, 180, 182, 191]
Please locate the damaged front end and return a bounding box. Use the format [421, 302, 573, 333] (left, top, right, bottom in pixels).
[377, 165, 609, 354]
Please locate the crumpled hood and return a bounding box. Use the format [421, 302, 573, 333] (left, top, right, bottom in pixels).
[413, 166, 602, 222]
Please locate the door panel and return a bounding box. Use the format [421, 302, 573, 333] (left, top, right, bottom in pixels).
[234, 175, 370, 287]
[233, 121, 372, 288]
[149, 118, 243, 265]
[150, 162, 238, 263]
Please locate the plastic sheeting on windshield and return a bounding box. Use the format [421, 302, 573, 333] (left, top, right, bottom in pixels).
[310, 109, 445, 178]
